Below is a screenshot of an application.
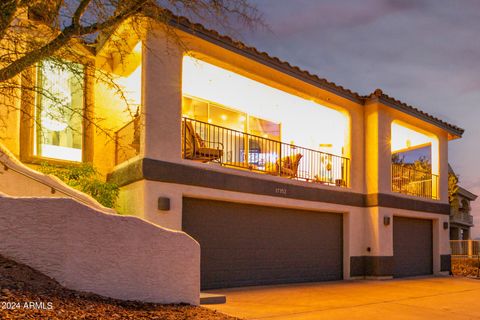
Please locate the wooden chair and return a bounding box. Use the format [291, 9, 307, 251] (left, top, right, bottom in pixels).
[270, 153, 303, 178]
[182, 120, 223, 163]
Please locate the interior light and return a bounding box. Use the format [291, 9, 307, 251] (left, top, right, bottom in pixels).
[221, 114, 227, 121]
[264, 134, 269, 138]
[239, 115, 246, 122]
[208, 118, 212, 123]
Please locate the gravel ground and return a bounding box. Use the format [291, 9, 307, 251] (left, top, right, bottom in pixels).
[0, 255, 238, 319]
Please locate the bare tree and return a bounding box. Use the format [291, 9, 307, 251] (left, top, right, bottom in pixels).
[0, 0, 262, 82]
[0, 0, 263, 155]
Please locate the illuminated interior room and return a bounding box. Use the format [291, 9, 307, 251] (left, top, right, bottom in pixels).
[34, 59, 85, 162]
[181, 56, 350, 185]
[391, 121, 439, 199]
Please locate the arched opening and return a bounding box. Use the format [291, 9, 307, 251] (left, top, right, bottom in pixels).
[391, 121, 439, 199]
[181, 55, 351, 186]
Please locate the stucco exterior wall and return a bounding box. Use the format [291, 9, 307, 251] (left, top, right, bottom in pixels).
[0, 76, 21, 157]
[141, 26, 366, 193]
[0, 193, 200, 304]
[124, 179, 439, 278]
[364, 100, 449, 203]
[128, 178, 449, 277]
[137, 181, 364, 279]
[142, 28, 183, 163]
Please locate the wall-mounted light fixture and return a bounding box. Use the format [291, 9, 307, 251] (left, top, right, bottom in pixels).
[443, 222, 449, 230]
[383, 216, 391, 226]
[158, 197, 170, 211]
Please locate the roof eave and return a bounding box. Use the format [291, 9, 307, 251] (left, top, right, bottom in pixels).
[167, 16, 365, 105]
[367, 94, 464, 138]
[457, 186, 478, 200]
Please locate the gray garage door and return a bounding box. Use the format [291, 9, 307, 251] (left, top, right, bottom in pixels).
[182, 198, 343, 290]
[393, 216, 433, 278]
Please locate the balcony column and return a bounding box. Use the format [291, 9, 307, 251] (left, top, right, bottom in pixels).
[364, 100, 393, 195]
[124, 28, 185, 230]
[141, 27, 184, 162]
[437, 131, 449, 202]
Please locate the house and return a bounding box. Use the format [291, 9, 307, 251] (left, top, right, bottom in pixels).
[0, 9, 465, 290]
[449, 165, 477, 240]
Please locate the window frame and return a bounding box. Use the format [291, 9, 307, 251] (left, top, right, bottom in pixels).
[19, 59, 94, 166]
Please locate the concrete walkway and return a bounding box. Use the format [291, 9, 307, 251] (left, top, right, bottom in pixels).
[205, 277, 480, 319]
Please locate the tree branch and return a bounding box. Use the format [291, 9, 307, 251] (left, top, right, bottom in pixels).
[72, 0, 93, 27]
[0, 0, 20, 40]
[0, 0, 148, 82]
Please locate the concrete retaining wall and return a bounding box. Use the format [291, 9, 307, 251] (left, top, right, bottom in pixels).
[0, 143, 114, 213]
[0, 193, 200, 305]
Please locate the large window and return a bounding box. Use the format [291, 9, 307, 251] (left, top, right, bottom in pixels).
[182, 96, 280, 137]
[35, 60, 84, 162]
[182, 95, 281, 165]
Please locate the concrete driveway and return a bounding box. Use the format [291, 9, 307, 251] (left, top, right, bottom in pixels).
[204, 277, 480, 319]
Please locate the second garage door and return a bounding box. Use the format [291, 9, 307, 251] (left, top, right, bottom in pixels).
[183, 198, 343, 290]
[393, 216, 433, 278]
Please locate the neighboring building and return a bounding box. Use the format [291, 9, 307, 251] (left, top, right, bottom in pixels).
[0, 9, 466, 290]
[448, 165, 477, 240]
[450, 184, 477, 239]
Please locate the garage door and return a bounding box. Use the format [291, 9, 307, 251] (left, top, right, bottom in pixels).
[393, 216, 433, 278]
[182, 198, 343, 290]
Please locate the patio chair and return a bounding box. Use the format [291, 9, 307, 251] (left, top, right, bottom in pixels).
[271, 153, 303, 178]
[182, 120, 223, 163]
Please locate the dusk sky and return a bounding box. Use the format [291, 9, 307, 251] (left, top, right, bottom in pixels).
[234, 0, 480, 236]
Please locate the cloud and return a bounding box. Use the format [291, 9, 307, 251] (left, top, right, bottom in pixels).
[256, 0, 422, 36]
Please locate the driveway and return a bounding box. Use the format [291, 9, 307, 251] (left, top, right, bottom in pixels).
[204, 277, 480, 319]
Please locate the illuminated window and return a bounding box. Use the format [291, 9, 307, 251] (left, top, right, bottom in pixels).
[182, 96, 280, 136]
[35, 60, 84, 162]
[182, 95, 281, 166]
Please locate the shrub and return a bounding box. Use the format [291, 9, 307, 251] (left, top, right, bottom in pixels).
[38, 162, 119, 208]
[451, 256, 480, 277]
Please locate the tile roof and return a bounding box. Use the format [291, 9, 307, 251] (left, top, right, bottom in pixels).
[145, 8, 465, 137]
[167, 13, 365, 103]
[368, 89, 464, 136]
[457, 186, 478, 200]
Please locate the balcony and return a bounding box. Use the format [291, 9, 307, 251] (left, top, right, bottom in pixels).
[391, 163, 439, 200]
[182, 118, 350, 187]
[450, 212, 474, 226]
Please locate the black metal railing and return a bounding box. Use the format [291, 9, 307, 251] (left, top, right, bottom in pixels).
[182, 117, 350, 187]
[391, 163, 439, 199]
[115, 117, 140, 165]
